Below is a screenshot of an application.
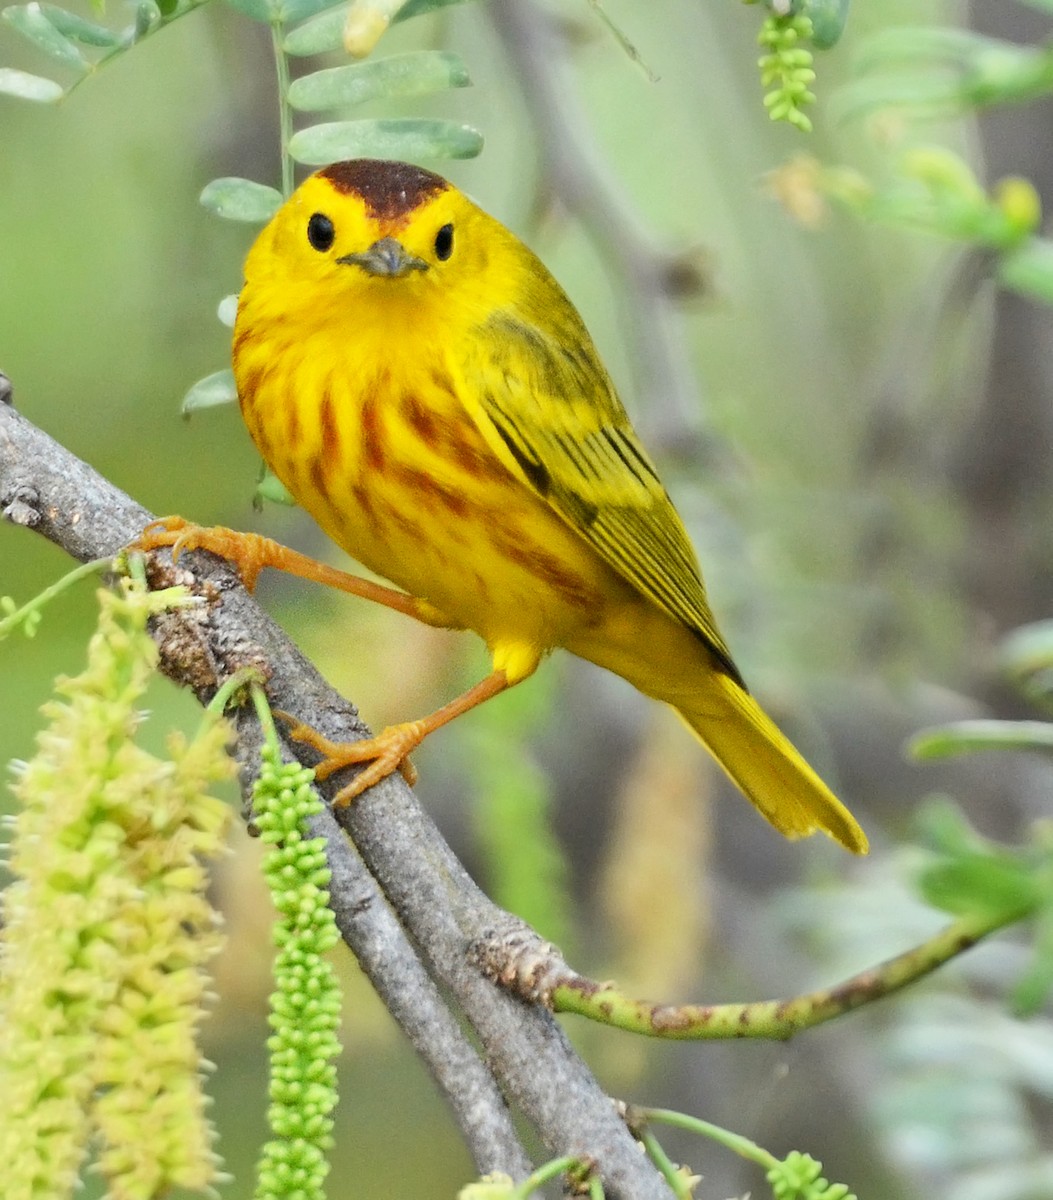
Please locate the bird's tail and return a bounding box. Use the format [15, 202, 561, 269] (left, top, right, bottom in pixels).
[675, 671, 868, 854]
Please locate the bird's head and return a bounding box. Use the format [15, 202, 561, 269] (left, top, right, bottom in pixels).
[241, 159, 511, 333]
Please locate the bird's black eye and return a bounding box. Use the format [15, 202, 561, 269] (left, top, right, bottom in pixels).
[434, 223, 454, 261]
[307, 213, 335, 252]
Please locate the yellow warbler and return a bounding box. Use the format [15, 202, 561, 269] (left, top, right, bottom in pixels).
[146, 159, 866, 854]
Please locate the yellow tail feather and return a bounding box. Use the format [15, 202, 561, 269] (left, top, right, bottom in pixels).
[676, 673, 868, 854]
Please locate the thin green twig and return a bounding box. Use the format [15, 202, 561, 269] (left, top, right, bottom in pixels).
[635, 1107, 777, 1171]
[630, 1108, 857, 1199]
[271, 21, 295, 199]
[634, 1126, 696, 1199]
[0, 555, 112, 639]
[583, 0, 657, 82]
[249, 678, 282, 751]
[520, 1156, 583, 1194]
[552, 908, 1015, 1039]
[204, 666, 267, 720]
[63, 0, 214, 99]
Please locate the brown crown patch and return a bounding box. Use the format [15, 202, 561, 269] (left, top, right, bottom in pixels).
[319, 159, 449, 219]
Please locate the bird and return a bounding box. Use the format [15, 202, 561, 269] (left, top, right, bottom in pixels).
[142, 158, 867, 854]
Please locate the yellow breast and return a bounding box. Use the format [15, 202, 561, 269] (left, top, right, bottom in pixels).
[233, 312, 622, 656]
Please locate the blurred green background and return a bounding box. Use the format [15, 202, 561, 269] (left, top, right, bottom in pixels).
[4, 1, 1053, 1196]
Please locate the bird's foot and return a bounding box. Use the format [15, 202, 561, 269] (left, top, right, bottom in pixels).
[275, 711, 421, 804]
[136, 516, 273, 591]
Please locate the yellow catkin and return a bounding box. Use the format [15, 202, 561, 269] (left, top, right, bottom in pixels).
[0, 579, 232, 1200]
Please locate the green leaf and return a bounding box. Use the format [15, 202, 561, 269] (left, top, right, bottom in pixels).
[287, 51, 470, 113]
[2, 3, 88, 71]
[0, 66, 64, 101]
[830, 74, 964, 123]
[909, 719, 1053, 759]
[278, 0, 344, 23]
[219, 0, 278, 22]
[804, 0, 850, 49]
[996, 619, 1053, 710]
[132, 0, 161, 39]
[913, 803, 1041, 925]
[181, 369, 238, 414]
[999, 239, 1053, 306]
[849, 28, 1053, 111]
[282, 3, 349, 56]
[851, 26, 1007, 74]
[199, 177, 283, 223]
[393, 0, 477, 20]
[1011, 902, 1053, 1016]
[255, 469, 296, 507]
[1000, 619, 1053, 677]
[282, 0, 476, 57]
[39, 4, 119, 46]
[289, 117, 482, 166]
[912, 797, 992, 857]
[998, 618, 1053, 711]
[918, 854, 1040, 922]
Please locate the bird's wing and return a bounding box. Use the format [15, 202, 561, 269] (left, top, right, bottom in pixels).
[460, 311, 742, 684]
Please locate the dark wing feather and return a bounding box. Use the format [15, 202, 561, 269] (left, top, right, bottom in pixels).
[463, 311, 742, 685]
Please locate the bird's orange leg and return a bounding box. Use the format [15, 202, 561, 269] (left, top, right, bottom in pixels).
[135, 516, 457, 628]
[277, 669, 515, 805]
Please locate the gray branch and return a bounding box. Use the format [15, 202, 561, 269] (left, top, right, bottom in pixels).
[0, 385, 676, 1199]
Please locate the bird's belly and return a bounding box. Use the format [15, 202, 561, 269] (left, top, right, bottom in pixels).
[325, 473, 610, 649]
[240, 359, 618, 652]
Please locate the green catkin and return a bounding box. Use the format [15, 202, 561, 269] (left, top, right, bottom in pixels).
[767, 1151, 856, 1200]
[253, 745, 342, 1200]
[758, 13, 817, 131]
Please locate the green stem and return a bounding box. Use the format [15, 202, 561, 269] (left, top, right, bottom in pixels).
[637, 1108, 778, 1171]
[552, 908, 1016, 1039]
[62, 0, 214, 99]
[511, 1156, 583, 1197]
[582, 0, 657, 80]
[634, 1127, 694, 1199]
[249, 680, 282, 754]
[123, 548, 148, 589]
[0, 556, 112, 638]
[270, 21, 295, 199]
[203, 667, 266, 719]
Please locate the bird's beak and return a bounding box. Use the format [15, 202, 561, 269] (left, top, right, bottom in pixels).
[337, 237, 428, 278]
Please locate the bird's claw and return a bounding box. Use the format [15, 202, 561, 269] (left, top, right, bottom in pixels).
[137, 515, 194, 559]
[134, 517, 265, 590]
[274, 711, 422, 805]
